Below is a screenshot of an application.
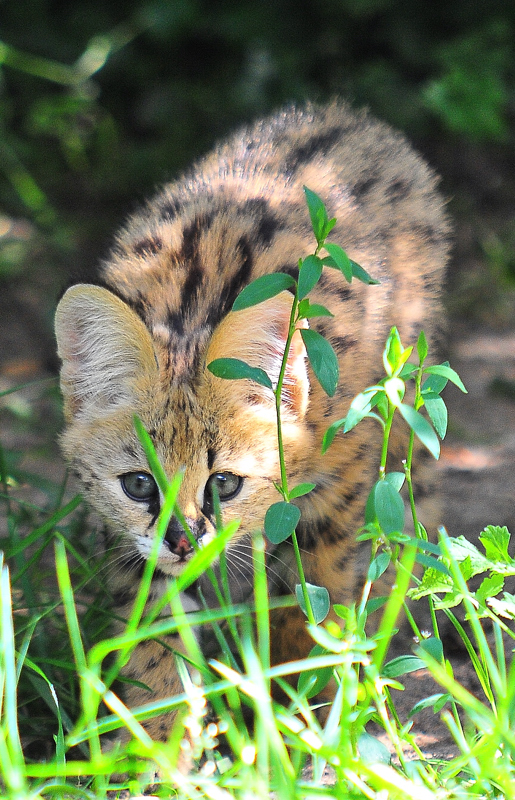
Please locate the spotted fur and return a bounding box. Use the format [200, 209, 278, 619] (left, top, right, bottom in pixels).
[55, 101, 450, 746]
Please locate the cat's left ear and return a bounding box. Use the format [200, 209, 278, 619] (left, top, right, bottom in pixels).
[206, 290, 309, 418]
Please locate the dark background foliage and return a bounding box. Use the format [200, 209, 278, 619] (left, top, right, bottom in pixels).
[1, 0, 515, 372]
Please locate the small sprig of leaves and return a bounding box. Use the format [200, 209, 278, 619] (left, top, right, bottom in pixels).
[208, 187, 375, 625]
[323, 327, 466, 546]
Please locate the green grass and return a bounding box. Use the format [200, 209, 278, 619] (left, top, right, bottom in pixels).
[2, 359, 515, 799]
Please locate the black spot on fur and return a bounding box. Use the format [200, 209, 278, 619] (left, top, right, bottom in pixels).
[297, 514, 347, 548]
[277, 262, 299, 282]
[220, 235, 254, 315]
[159, 197, 183, 220]
[335, 285, 352, 302]
[283, 127, 342, 175]
[122, 443, 138, 459]
[133, 237, 163, 257]
[167, 309, 185, 336]
[386, 180, 411, 202]
[242, 199, 284, 248]
[181, 265, 204, 312]
[353, 175, 379, 201]
[412, 222, 440, 244]
[332, 335, 358, 355]
[336, 553, 352, 571]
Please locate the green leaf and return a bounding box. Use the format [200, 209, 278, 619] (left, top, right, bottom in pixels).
[448, 536, 491, 577]
[365, 596, 388, 614]
[398, 403, 440, 459]
[297, 299, 334, 318]
[321, 417, 345, 453]
[345, 388, 385, 433]
[289, 482, 316, 500]
[350, 260, 380, 285]
[264, 501, 301, 544]
[298, 255, 323, 299]
[297, 645, 333, 698]
[296, 583, 330, 623]
[383, 655, 425, 678]
[358, 732, 391, 765]
[415, 553, 451, 576]
[423, 364, 467, 393]
[383, 327, 403, 376]
[323, 242, 352, 282]
[385, 471, 405, 492]
[300, 328, 339, 396]
[409, 693, 449, 716]
[232, 272, 296, 311]
[479, 525, 512, 563]
[417, 330, 428, 362]
[421, 366, 448, 396]
[422, 392, 448, 438]
[373, 479, 405, 535]
[417, 636, 444, 664]
[304, 186, 334, 242]
[207, 358, 273, 389]
[476, 574, 504, 607]
[367, 552, 391, 582]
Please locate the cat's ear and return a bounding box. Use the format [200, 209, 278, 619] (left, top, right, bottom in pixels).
[55, 284, 157, 421]
[206, 290, 309, 418]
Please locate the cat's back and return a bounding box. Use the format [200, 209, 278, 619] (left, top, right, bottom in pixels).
[101, 101, 450, 360]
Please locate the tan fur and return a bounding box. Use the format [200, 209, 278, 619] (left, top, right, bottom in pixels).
[55, 101, 450, 750]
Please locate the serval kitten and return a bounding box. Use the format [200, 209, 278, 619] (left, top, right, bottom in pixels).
[55, 101, 450, 746]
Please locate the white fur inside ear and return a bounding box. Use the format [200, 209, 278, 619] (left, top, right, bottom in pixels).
[55, 284, 157, 419]
[207, 290, 310, 418]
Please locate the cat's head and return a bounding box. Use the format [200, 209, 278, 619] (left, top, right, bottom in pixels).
[55, 284, 312, 587]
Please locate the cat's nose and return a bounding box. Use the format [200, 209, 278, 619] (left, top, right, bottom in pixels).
[163, 518, 194, 558]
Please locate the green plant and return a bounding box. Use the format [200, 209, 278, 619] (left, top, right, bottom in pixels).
[3, 190, 515, 800]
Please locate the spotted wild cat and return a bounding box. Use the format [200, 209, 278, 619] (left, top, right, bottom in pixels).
[55, 101, 450, 744]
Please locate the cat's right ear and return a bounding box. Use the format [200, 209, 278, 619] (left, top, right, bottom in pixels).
[55, 284, 157, 421]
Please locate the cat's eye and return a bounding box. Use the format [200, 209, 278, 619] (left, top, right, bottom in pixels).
[204, 472, 243, 505]
[120, 471, 158, 502]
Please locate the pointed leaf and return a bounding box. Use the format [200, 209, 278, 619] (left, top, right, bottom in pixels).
[208, 358, 273, 389]
[409, 693, 448, 716]
[296, 583, 330, 624]
[422, 370, 448, 395]
[424, 364, 467, 393]
[300, 328, 339, 396]
[422, 392, 448, 438]
[324, 242, 352, 282]
[367, 552, 391, 582]
[297, 299, 334, 318]
[383, 655, 425, 678]
[232, 273, 296, 311]
[351, 260, 380, 285]
[417, 636, 444, 664]
[417, 330, 428, 362]
[398, 403, 440, 459]
[298, 255, 323, 299]
[264, 501, 300, 544]
[374, 479, 405, 535]
[304, 186, 330, 242]
[385, 472, 406, 492]
[289, 482, 316, 500]
[297, 645, 333, 698]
